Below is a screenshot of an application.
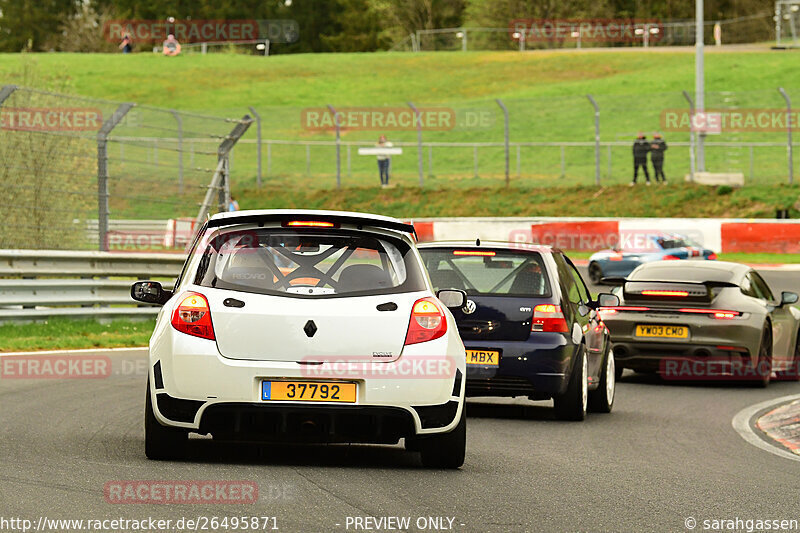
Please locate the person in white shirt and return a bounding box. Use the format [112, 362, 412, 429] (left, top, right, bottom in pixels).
[376, 135, 392, 188]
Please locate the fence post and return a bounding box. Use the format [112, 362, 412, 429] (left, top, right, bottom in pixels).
[97, 103, 134, 252]
[196, 115, 254, 224]
[496, 99, 510, 186]
[682, 90, 696, 182]
[0, 85, 17, 107]
[586, 95, 601, 186]
[779, 87, 794, 185]
[248, 106, 262, 187]
[267, 141, 272, 177]
[407, 102, 425, 187]
[170, 110, 183, 194]
[327, 104, 341, 188]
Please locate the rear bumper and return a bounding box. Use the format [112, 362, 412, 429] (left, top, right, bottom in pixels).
[148, 324, 466, 439]
[462, 334, 574, 398]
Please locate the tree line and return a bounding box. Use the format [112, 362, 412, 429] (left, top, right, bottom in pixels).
[0, 0, 775, 53]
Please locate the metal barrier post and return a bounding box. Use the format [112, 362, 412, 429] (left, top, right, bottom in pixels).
[0, 85, 17, 107]
[170, 110, 183, 194]
[496, 99, 510, 186]
[682, 90, 696, 182]
[248, 106, 262, 187]
[407, 102, 425, 186]
[327, 104, 341, 188]
[97, 103, 135, 251]
[587, 95, 601, 186]
[779, 87, 794, 185]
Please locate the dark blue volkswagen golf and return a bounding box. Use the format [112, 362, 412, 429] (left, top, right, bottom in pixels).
[418, 241, 618, 420]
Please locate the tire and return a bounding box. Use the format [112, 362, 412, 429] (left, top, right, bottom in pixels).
[553, 346, 588, 421]
[588, 348, 616, 413]
[588, 262, 603, 285]
[145, 381, 188, 460]
[417, 407, 466, 469]
[748, 327, 772, 388]
[776, 328, 800, 382]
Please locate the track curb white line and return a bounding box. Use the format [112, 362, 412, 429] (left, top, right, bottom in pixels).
[731, 394, 800, 463]
[0, 346, 147, 357]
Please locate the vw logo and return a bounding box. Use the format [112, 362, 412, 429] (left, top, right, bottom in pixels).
[463, 299, 477, 314]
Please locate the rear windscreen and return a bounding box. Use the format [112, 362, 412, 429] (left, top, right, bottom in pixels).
[192, 228, 426, 298]
[420, 249, 550, 297]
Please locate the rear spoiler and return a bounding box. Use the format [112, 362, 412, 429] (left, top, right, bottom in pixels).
[621, 279, 738, 304]
[207, 213, 417, 239]
[602, 277, 738, 289]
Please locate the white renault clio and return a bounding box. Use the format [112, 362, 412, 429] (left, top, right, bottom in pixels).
[132, 210, 467, 468]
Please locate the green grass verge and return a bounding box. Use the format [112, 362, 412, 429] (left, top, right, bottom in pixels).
[236, 182, 800, 219]
[0, 318, 155, 352]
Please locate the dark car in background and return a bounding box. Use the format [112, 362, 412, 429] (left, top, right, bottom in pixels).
[601, 261, 800, 386]
[418, 242, 618, 420]
[588, 232, 717, 285]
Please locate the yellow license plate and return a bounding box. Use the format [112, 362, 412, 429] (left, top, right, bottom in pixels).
[466, 349, 500, 366]
[262, 381, 356, 403]
[635, 325, 688, 338]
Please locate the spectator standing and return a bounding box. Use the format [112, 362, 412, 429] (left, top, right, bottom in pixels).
[376, 135, 392, 188]
[631, 133, 651, 186]
[228, 196, 240, 212]
[119, 32, 133, 54]
[650, 133, 668, 184]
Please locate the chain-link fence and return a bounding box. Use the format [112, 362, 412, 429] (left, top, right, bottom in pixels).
[0, 85, 252, 250]
[214, 88, 799, 190]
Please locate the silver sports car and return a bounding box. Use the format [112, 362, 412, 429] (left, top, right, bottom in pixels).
[600, 261, 800, 386]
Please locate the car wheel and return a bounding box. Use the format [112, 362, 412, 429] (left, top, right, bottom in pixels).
[145, 381, 188, 460]
[553, 346, 588, 421]
[777, 328, 800, 382]
[588, 348, 615, 413]
[748, 327, 772, 388]
[417, 407, 466, 469]
[588, 262, 603, 285]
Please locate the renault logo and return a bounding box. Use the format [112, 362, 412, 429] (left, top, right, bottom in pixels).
[463, 299, 477, 314]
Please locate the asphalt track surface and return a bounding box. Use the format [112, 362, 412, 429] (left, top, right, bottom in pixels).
[0, 267, 798, 533]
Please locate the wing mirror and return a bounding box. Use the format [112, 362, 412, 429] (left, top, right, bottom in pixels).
[781, 291, 799, 306]
[595, 293, 620, 308]
[131, 281, 172, 305]
[437, 289, 467, 309]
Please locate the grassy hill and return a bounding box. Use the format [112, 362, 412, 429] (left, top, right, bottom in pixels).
[2, 49, 799, 219]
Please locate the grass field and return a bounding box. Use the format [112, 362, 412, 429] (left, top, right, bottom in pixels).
[0, 318, 156, 352]
[2, 49, 800, 214]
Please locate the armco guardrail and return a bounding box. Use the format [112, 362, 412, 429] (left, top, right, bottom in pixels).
[0, 250, 186, 322]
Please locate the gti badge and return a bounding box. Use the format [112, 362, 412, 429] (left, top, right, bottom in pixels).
[463, 299, 477, 315]
[304, 320, 317, 338]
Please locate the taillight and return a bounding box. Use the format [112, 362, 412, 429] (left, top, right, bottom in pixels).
[405, 297, 447, 345]
[708, 252, 718, 260]
[677, 308, 742, 319]
[609, 253, 624, 261]
[662, 255, 681, 260]
[532, 304, 569, 333]
[171, 292, 215, 340]
[598, 306, 650, 316]
[453, 250, 495, 256]
[283, 220, 336, 228]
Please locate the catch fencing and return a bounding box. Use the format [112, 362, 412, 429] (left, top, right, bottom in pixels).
[0, 85, 252, 251]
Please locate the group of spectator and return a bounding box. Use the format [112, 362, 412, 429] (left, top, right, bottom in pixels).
[632, 132, 668, 186]
[118, 33, 182, 56]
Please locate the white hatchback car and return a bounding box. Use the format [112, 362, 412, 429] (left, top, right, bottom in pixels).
[132, 210, 468, 468]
